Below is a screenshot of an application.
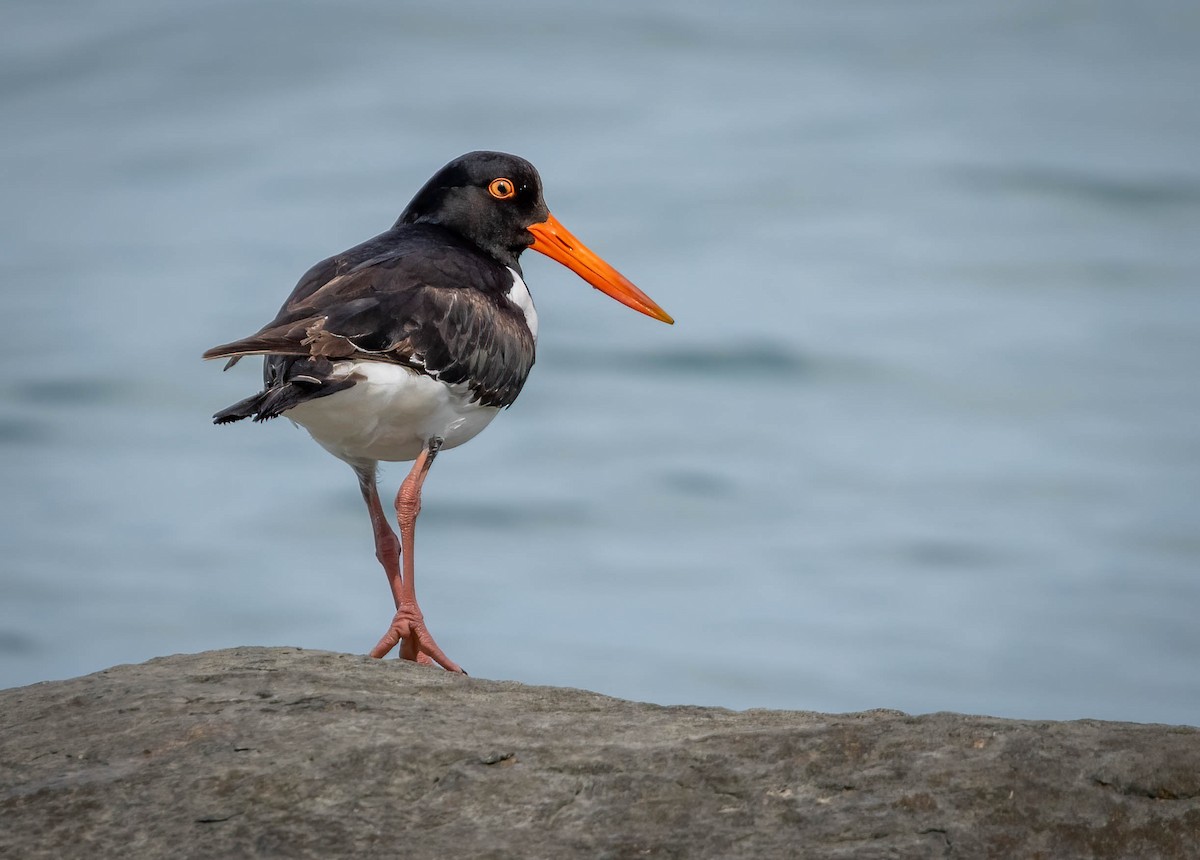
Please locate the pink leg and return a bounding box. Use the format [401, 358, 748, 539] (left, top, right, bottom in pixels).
[368, 439, 464, 673]
[354, 464, 404, 611]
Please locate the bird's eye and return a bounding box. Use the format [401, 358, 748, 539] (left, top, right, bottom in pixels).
[488, 178, 516, 200]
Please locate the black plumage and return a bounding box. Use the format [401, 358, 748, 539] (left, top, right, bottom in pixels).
[205, 222, 537, 415]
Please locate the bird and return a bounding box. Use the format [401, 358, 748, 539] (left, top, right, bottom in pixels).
[203, 151, 673, 673]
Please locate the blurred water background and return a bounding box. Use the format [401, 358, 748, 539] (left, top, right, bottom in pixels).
[2, 0, 1198, 724]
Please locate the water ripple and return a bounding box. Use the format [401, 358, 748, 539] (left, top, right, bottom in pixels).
[956, 165, 1200, 210]
[558, 341, 812, 379]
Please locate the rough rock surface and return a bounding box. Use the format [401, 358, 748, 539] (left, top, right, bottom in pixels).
[2, 647, 1198, 859]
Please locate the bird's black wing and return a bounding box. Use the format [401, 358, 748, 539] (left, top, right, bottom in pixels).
[205, 225, 537, 417]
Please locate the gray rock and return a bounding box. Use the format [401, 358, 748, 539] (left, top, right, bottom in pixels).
[2, 647, 1197, 859]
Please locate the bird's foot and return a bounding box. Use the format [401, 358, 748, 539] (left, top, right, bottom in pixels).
[369, 605, 465, 674]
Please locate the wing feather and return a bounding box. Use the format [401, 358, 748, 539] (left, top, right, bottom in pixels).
[204, 224, 536, 409]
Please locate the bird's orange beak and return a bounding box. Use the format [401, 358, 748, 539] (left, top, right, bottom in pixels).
[528, 213, 674, 324]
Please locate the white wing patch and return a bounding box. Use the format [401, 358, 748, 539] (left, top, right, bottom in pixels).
[506, 267, 538, 340]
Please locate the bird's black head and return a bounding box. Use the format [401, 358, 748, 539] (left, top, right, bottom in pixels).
[397, 151, 674, 324]
[397, 151, 550, 268]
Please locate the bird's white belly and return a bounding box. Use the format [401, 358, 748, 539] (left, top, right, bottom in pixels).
[283, 361, 500, 464]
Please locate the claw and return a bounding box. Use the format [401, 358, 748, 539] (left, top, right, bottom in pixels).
[370, 605, 464, 673]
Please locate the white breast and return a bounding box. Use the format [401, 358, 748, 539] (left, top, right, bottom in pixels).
[283, 361, 501, 464]
[506, 267, 538, 340]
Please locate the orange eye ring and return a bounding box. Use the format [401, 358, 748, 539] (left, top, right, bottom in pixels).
[488, 178, 516, 200]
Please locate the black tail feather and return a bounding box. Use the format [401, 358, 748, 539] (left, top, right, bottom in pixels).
[212, 355, 357, 425]
[213, 391, 271, 424]
[212, 377, 355, 425]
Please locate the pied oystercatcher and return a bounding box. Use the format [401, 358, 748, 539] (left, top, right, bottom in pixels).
[204, 151, 673, 672]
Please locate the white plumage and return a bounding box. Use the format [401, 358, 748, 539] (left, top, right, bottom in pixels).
[506, 267, 538, 338]
[285, 361, 502, 464]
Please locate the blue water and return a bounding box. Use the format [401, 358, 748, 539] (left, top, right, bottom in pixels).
[2, 0, 1198, 724]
